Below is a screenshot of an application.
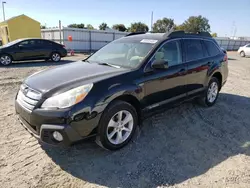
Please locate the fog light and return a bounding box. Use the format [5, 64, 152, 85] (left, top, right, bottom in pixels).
[53, 131, 63, 142]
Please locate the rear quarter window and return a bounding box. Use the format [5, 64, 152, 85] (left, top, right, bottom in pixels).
[203, 40, 221, 56]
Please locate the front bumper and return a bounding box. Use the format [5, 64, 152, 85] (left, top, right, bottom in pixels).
[15, 100, 95, 146]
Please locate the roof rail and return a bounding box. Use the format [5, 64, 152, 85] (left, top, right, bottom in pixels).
[164, 30, 212, 38]
[125, 32, 146, 37]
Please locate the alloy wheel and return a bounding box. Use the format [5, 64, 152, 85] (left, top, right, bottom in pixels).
[207, 82, 218, 103]
[106, 110, 134, 145]
[51, 53, 61, 62]
[0, 55, 11, 65]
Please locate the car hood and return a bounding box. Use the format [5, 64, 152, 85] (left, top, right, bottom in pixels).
[25, 61, 129, 93]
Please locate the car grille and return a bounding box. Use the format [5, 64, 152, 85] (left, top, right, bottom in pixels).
[16, 85, 42, 112]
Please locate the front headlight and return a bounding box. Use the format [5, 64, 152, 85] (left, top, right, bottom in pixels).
[41, 84, 93, 109]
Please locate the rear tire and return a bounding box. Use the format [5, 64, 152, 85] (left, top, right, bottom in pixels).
[51, 52, 61, 62]
[0, 54, 12, 66]
[240, 51, 245, 57]
[198, 77, 220, 107]
[96, 100, 138, 150]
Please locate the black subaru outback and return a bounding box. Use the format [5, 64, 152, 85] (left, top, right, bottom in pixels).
[15, 31, 228, 150]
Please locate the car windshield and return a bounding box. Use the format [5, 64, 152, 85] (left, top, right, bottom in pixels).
[2, 39, 23, 47]
[87, 38, 155, 68]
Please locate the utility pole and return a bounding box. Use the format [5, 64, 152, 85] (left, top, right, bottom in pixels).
[150, 11, 153, 32]
[2, 1, 6, 21]
[59, 20, 62, 44]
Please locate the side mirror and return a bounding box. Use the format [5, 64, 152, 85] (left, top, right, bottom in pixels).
[152, 59, 168, 69]
[18, 44, 23, 49]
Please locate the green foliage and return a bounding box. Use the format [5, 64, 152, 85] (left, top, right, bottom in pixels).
[128, 22, 149, 32]
[67, 23, 85, 29]
[211, 33, 218, 37]
[86, 24, 94, 30]
[40, 25, 46, 29]
[112, 24, 127, 32]
[99, 22, 109, 30]
[152, 18, 175, 33]
[178, 15, 210, 33]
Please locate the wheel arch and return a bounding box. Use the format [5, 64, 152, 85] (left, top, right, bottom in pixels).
[0, 53, 14, 60]
[104, 94, 142, 126]
[211, 72, 222, 90]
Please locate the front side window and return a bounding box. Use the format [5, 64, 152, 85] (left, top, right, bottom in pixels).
[87, 39, 155, 68]
[152, 40, 182, 67]
[184, 39, 204, 61]
[203, 40, 220, 56]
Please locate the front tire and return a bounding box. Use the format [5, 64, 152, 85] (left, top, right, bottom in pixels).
[240, 51, 245, 57]
[51, 52, 61, 62]
[0, 54, 12, 66]
[198, 77, 220, 107]
[96, 100, 138, 150]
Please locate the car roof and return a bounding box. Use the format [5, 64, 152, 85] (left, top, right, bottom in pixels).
[125, 33, 165, 40]
[119, 31, 213, 43]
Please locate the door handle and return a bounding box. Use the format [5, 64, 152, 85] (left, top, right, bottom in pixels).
[179, 68, 186, 75]
[207, 62, 213, 66]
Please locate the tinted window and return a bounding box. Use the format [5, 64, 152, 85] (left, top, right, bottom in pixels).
[19, 40, 36, 47]
[184, 39, 204, 61]
[153, 40, 182, 67]
[204, 40, 220, 56]
[36, 40, 53, 45]
[246, 44, 250, 48]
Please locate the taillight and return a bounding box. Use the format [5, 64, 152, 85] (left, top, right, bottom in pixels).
[223, 54, 228, 62]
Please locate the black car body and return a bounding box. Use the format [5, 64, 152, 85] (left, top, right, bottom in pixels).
[15, 31, 228, 150]
[0, 38, 67, 65]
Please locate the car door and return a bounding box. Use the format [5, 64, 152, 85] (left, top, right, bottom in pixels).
[183, 39, 210, 97]
[244, 44, 250, 56]
[14, 40, 40, 60]
[36, 40, 54, 58]
[142, 39, 188, 110]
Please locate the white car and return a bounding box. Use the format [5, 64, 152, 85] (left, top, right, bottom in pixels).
[238, 44, 250, 57]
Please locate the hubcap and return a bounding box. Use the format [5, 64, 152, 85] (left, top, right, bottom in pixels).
[1, 56, 11, 65]
[52, 53, 60, 61]
[207, 82, 218, 103]
[106, 110, 134, 145]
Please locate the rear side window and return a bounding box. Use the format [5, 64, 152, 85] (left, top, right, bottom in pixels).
[203, 40, 220, 56]
[184, 39, 204, 61]
[37, 40, 53, 46]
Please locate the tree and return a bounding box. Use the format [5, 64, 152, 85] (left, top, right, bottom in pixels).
[211, 33, 217, 37]
[178, 15, 210, 33]
[67, 23, 85, 28]
[128, 22, 149, 32]
[40, 25, 46, 29]
[99, 22, 109, 30]
[152, 18, 175, 33]
[112, 24, 127, 32]
[86, 24, 94, 30]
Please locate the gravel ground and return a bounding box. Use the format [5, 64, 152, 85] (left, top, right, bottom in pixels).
[0, 52, 250, 188]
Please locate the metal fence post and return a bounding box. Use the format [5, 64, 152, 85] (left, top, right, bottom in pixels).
[113, 32, 115, 40]
[89, 30, 92, 52]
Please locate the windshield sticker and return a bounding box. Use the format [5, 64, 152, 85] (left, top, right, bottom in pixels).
[140, 39, 158, 44]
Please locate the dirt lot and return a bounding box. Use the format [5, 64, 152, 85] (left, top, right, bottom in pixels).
[0, 52, 250, 188]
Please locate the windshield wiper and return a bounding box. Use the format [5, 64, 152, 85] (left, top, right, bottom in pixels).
[82, 59, 90, 63]
[98, 62, 121, 68]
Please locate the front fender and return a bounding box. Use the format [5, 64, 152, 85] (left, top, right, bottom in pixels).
[94, 83, 143, 113]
